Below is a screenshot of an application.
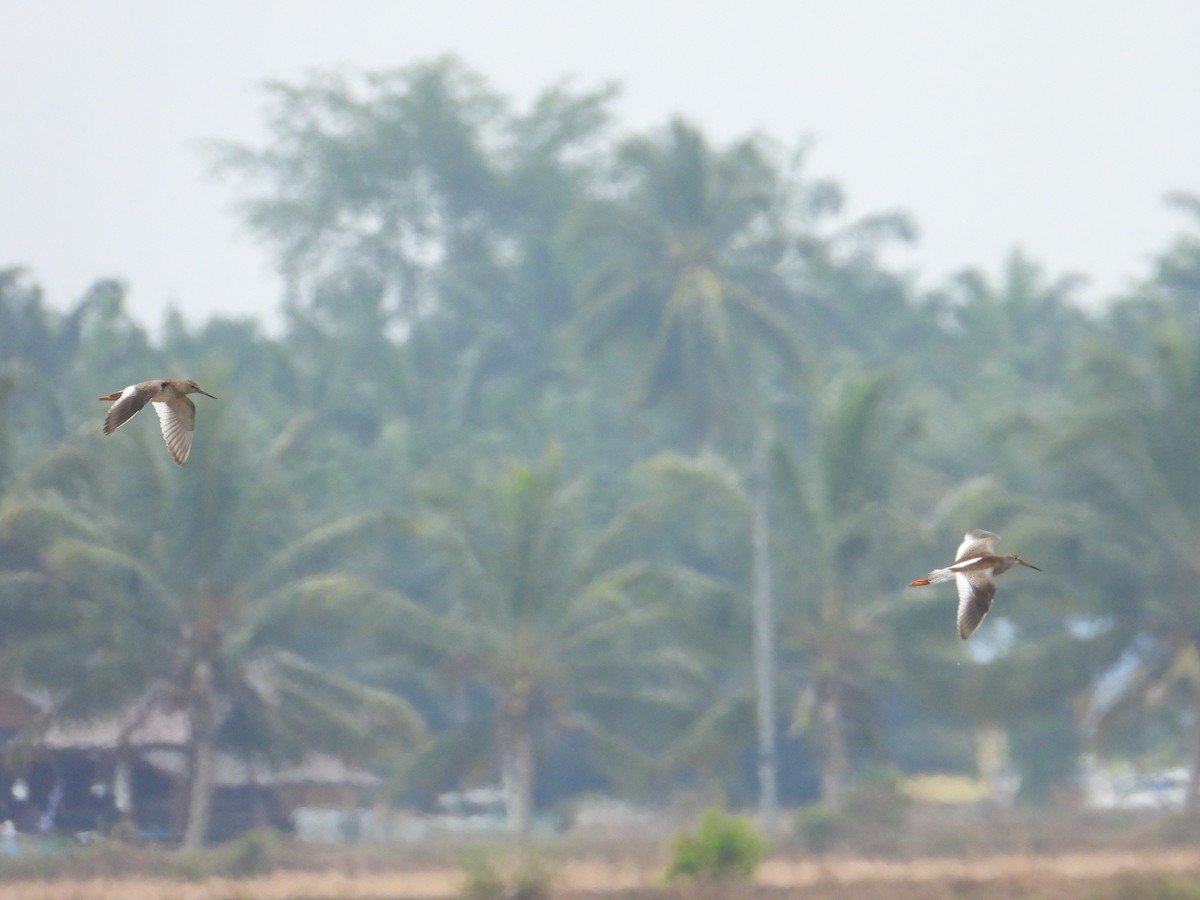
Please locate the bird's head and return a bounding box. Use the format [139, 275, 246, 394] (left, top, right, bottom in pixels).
[1014, 556, 1041, 572]
[185, 380, 217, 399]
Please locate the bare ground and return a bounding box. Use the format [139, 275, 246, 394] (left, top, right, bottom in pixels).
[5, 850, 1200, 900]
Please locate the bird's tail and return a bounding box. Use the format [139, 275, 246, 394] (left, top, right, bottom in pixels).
[909, 567, 955, 587]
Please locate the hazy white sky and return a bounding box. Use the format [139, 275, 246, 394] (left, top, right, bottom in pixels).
[3, 0, 1198, 330]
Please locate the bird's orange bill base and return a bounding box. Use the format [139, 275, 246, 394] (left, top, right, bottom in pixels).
[909, 578, 931, 586]
[99, 394, 121, 401]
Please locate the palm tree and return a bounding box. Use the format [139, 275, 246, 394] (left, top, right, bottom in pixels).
[561, 119, 810, 829]
[910, 252, 1093, 490]
[0, 273, 155, 455]
[1145, 191, 1200, 326]
[415, 449, 706, 837]
[616, 452, 781, 798]
[0, 444, 108, 679]
[772, 370, 916, 807]
[560, 119, 799, 451]
[1058, 318, 1200, 811]
[217, 60, 614, 493]
[1044, 202, 1200, 808]
[5, 401, 429, 847]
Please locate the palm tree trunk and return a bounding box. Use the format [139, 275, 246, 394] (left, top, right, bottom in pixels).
[821, 685, 849, 809]
[182, 662, 217, 849]
[502, 713, 535, 838]
[113, 748, 134, 828]
[751, 437, 778, 834]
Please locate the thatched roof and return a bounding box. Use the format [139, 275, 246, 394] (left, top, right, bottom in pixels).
[9, 682, 192, 750]
[1, 685, 377, 791]
[141, 749, 378, 788]
[40, 703, 189, 750]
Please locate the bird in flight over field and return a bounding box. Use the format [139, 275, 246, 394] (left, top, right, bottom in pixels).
[909, 529, 1041, 639]
[99, 378, 217, 466]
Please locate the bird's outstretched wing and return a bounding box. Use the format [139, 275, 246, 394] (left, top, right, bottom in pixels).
[102, 383, 156, 434]
[955, 569, 997, 640]
[956, 529, 999, 562]
[152, 398, 196, 466]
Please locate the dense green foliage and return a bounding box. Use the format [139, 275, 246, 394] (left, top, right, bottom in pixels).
[3, 58, 1200, 841]
[666, 808, 768, 882]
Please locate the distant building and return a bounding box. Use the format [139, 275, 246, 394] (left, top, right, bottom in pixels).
[0, 688, 377, 842]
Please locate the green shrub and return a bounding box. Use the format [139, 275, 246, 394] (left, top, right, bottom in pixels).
[666, 808, 768, 882]
[166, 849, 209, 882]
[794, 804, 841, 853]
[168, 828, 281, 881]
[457, 847, 554, 900]
[221, 827, 280, 877]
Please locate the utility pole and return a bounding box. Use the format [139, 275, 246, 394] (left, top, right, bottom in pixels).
[751, 435, 778, 835]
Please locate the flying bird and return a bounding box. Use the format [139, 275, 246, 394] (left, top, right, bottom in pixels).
[99, 378, 217, 466]
[909, 529, 1041, 639]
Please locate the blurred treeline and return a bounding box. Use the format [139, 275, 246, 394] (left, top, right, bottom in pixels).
[3, 58, 1200, 844]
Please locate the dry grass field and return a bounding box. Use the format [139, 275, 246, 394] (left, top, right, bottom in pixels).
[3, 850, 1200, 900]
[4, 810, 1200, 900]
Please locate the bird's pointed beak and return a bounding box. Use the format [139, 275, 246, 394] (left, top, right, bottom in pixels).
[99, 393, 120, 401]
[1017, 558, 1041, 571]
[199, 389, 217, 399]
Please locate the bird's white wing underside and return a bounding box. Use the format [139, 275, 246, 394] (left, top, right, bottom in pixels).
[956, 531, 999, 561]
[152, 400, 195, 466]
[949, 556, 985, 571]
[955, 568, 997, 639]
